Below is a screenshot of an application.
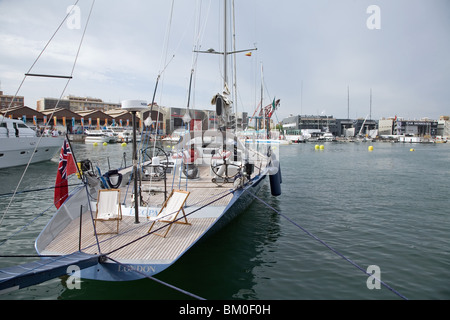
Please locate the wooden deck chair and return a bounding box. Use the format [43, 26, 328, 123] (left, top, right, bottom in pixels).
[148, 189, 191, 238]
[94, 189, 123, 235]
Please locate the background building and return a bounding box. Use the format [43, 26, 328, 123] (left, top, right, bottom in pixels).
[437, 116, 450, 138]
[65, 95, 120, 112]
[394, 118, 438, 137]
[0, 91, 25, 109]
[282, 114, 338, 136]
[378, 118, 395, 136]
[37, 95, 120, 112]
[36, 98, 71, 111]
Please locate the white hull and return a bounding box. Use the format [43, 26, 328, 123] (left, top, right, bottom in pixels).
[84, 130, 116, 144]
[0, 137, 63, 169]
[84, 136, 111, 144]
[243, 138, 291, 145]
[35, 132, 280, 282]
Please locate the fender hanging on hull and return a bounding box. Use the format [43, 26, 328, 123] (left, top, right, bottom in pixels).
[269, 160, 282, 197]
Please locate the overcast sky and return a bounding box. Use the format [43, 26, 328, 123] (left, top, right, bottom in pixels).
[1, 0, 449, 121]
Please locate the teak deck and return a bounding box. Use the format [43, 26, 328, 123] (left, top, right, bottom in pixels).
[41, 165, 234, 264]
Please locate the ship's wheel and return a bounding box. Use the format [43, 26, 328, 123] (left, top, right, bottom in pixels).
[141, 146, 169, 180]
[210, 148, 241, 186]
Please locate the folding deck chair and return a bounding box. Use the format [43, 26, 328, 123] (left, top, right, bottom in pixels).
[148, 189, 191, 238]
[94, 189, 123, 235]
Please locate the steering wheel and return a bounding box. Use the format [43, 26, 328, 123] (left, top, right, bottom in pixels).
[210, 148, 240, 186]
[141, 146, 169, 179]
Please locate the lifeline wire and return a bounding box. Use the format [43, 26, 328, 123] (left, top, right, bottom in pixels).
[246, 190, 409, 301]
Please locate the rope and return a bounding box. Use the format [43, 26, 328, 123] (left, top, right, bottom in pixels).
[245, 190, 409, 301]
[0, 0, 96, 228]
[0, 185, 84, 247]
[106, 256, 205, 300]
[0, 183, 82, 198]
[105, 189, 234, 256]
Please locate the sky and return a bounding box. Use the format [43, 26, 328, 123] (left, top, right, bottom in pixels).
[0, 0, 449, 121]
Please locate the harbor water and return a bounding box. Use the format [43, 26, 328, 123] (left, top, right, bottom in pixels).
[0, 141, 449, 300]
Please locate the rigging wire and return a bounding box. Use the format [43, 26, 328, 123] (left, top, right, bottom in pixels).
[0, 0, 96, 228]
[0, 184, 85, 248]
[106, 256, 205, 300]
[0, 0, 81, 126]
[245, 189, 409, 300]
[104, 189, 234, 257]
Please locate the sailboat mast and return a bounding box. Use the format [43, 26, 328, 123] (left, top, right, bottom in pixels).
[223, 0, 228, 88]
[347, 86, 350, 120]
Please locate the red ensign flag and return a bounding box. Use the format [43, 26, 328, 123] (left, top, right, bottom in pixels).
[54, 138, 77, 209]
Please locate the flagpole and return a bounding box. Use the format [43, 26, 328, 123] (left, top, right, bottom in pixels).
[65, 133, 83, 179]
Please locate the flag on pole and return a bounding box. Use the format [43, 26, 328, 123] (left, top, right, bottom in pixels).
[54, 138, 78, 209]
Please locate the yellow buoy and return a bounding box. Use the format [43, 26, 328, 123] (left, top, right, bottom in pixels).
[320, 145, 325, 150]
[103, 142, 108, 146]
[93, 142, 98, 147]
[315, 145, 320, 150]
[368, 146, 374, 152]
[121, 143, 127, 147]
[410, 148, 415, 152]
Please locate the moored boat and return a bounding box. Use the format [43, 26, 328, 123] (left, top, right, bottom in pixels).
[84, 130, 115, 144]
[0, 0, 282, 289]
[0, 116, 63, 169]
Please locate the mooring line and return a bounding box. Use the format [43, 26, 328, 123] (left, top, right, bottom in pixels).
[106, 256, 205, 300]
[245, 190, 408, 300]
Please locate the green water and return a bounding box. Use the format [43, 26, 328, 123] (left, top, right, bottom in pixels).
[1, 142, 449, 300]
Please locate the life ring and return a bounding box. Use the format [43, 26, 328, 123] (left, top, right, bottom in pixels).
[103, 169, 123, 189]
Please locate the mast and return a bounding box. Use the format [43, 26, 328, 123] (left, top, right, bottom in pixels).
[347, 85, 350, 119]
[195, 0, 256, 131]
[223, 0, 228, 88]
[260, 63, 265, 138]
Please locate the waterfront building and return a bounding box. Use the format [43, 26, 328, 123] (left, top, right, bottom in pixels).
[335, 119, 355, 137]
[141, 109, 166, 134]
[437, 116, 450, 138]
[77, 110, 114, 129]
[37, 95, 120, 113]
[64, 95, 121, 112]
[378, 118, 395, 135]
[394, 118, 438, 137]
[0, 106, 43, 127]
[282, 114, 338, 136]
[36, 98, 71, 112]
[40, 108, 83, 133]
[353, 118, 378, 137]
[0, 91, 25, 109]
[281, 115, 300, 133]
[104, 109, 134, 127]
